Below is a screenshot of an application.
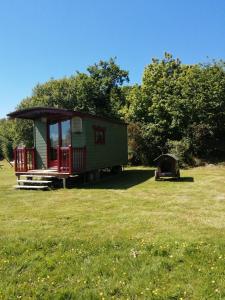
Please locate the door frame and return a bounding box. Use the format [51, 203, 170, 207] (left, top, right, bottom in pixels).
[47, 119, 72, 169]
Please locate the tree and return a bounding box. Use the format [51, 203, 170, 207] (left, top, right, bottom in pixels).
[87, 58, 129, 116]
[18, 57, 129, 118]
[0, 119, 15, 160]
[124, 53, 225, 164]
[3, 53, 225, 166]
[8, 58, 129, 148]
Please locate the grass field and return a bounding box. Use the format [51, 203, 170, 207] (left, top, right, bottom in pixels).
[0, 161, 225, 299]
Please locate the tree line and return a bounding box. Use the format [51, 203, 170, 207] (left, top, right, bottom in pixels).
[1, 53, 225, 166]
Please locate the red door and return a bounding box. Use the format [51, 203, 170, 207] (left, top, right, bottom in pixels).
[48, 122, 59, 168]
[48, 120, 71, 169]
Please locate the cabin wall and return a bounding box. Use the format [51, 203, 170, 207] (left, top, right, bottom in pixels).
[71, 119, 87, 171]
[33, 116, 127, 172]
[84, 118, 128, 171]
[34, 119, 47, 169]
[71, 120, 86, 148]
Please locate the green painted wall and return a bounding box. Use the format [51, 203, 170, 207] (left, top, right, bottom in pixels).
[72, 121, 86, 148]
[33, 116, 127, 172]
[34, 119, 47, 169]
[84, 118, 128, 171]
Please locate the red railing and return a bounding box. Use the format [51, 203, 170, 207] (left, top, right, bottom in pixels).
[57, 146, 86, 174]
[14, 147, 35, 172]
[73, 147, 86, 172]
[14, 146, 86, 174]
[57, 146, 73, 173]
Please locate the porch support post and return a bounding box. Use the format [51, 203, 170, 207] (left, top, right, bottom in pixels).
[62, 178, 66, 189]
[14, 148, 17, 172]
[24, 148, 28, 172]
[32, 147, 36, 169]
[69, 145, 73, 174]
[57, 146, 60, 172]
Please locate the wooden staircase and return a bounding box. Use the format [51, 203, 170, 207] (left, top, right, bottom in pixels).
[14, 174, 55, 190]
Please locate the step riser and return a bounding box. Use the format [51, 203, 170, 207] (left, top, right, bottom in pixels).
[15, 177, 53, 190]
[17, 180, 52, 184]
[20, 175, 55, 178]
[14, 185, 49, 190]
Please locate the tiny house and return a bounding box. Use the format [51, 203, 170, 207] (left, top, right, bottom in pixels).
[7, 107, 128, 189]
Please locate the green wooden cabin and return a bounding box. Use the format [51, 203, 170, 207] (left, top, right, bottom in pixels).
[8, 107, 128, 188]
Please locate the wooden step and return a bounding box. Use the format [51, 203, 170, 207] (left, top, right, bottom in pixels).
[14, 185, 49, 190]
[20, 175, 55, 178]
[17, 179, 52, 184]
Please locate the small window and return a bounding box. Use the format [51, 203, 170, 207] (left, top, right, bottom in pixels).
[93, 126, 105, 144]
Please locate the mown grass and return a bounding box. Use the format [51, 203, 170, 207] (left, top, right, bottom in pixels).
[0, 161, 225, 299]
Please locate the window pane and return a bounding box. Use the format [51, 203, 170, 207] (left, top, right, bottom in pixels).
[49, 122, 59, 148]
[61, 120, 71, 146]
[94, 127, 105, 144]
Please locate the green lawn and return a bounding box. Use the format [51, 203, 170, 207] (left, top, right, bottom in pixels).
[0, 161, 225, 299]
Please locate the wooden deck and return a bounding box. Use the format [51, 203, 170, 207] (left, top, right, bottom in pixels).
[16, 169, 70, 178]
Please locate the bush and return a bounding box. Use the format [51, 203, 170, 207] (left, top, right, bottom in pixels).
[0, 139, 3, 160]
[128, 123, 146, 165]
[188, 123, 214, 157]
[167, 138, 193, 167]
[1, 140, 14, 161]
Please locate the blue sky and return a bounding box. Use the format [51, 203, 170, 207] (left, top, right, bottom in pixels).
[0, 0, 225, 118]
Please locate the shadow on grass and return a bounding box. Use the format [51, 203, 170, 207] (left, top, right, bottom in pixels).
[157, 177, 194, 182]
[69, 169, 155, 190]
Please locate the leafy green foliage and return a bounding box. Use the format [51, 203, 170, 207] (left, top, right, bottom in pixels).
[18, 58, 129, 117]
[127, 122, 146, 165]
[125, 53, 225, 164]
[87, 58, 129, 116]
[1, 54, 225, 165]
[0, 119, 14, 160]
[167, 138, 192, 167]
[1, 58, 129, 148]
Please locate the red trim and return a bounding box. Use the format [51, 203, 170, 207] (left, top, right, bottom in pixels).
[59, 121, 62, 147]
[68, 145, 73, 174]
[47, 121, 59, 168]
[14, 147, 36, 172]
[24, 149, 28, 172]
[46, 122, 49, 168]
[93, 125, 106, 131]
[47, 119, 72, 169]
[14, 148, 17, 172]
[14, 146, 85, 175]
[57, 146, 60, 172]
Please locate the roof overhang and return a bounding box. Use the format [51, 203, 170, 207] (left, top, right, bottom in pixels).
[7, 107, 74, 120]
[7, 107, 127, 125]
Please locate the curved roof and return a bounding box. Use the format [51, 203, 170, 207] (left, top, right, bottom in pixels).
[7, 107, 127, 125]
[154, 153, 179, 162]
